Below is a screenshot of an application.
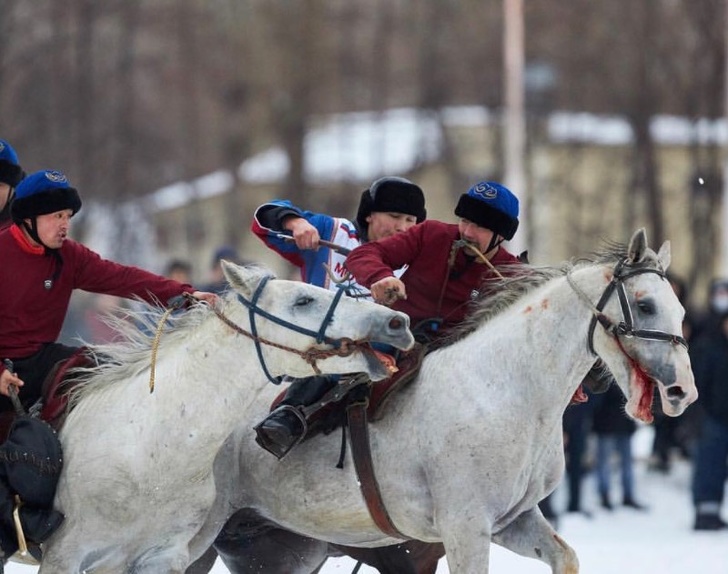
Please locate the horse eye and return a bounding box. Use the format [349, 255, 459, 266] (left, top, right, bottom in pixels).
[294, 296, 314, 307]
[637, 300, 655, 315]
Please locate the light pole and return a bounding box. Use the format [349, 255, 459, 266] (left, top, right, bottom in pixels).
[722, 0, 728, 274]
[503, 0, 527, 255]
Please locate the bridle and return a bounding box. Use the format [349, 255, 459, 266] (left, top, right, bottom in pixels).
[213, 276, 379, 385]
[566, 258, 688, 356]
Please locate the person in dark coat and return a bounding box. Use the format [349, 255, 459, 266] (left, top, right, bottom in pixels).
[690, 307, 728, 530]
[592, 384, 646, 511]
[563, 400, 594, 514]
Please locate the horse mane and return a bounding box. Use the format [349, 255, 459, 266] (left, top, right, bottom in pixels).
[67, 292, 239, 406]
[436, 240, 643, 347]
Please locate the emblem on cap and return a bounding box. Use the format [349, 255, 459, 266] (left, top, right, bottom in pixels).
[0, 143, 5, 153]
[473, 182, 497, 199]
[44, 171, 67, 183]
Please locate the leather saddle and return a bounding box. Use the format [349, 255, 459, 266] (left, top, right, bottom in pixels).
[0, 349, 93, 444]
[267, 343, 426, 440]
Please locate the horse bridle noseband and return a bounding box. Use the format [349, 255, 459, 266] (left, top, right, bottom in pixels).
[567, 258, 688, 355]
[217, 276, 378, 385]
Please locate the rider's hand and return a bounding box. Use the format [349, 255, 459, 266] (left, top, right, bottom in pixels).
[370, 277, 407, 306]
[0, 369, 23, 397]
[285, 217, 320, 251]
[191, 291, 220, 308]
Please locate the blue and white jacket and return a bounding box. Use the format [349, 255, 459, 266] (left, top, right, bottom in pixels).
[251, 200, 373, 298]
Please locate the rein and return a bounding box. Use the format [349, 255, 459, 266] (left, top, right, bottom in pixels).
[566, 258, 688, 356]
[218, 277, 376, 385]
[147, 280, 379, 390]
[432, 239, 506, 324]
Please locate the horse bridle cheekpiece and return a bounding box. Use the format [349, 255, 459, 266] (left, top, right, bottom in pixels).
[585, 258, 688, 355]
[225, 276, 365, 384]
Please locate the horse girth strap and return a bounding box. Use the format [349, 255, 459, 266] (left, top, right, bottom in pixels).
[346, 400, 409, 540]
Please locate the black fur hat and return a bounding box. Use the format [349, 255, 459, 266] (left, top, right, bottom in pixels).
[355, 176, 426, 231]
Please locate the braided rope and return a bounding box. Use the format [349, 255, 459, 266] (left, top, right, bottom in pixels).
[148, 305, 179, 393]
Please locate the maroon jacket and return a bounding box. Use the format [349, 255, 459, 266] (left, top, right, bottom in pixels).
[345, 220, 520, 331]
[0, 224, 194, 369]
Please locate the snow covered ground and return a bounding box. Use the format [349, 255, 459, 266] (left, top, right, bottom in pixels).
[7, 426, 728, 573]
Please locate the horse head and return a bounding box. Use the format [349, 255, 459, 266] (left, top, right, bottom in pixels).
[590, 228, 697, 423]
[221, 261, 414, 381]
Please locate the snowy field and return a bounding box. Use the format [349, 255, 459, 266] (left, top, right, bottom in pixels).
[7, 426, 728, 573]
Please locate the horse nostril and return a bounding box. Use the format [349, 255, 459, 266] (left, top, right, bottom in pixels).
[666, 386, 685, 399]
[389, 317, 404, 330]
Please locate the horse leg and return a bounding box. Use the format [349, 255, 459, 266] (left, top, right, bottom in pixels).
[210, 509, 328, 574]
[492, 506, 579, 574]
[185, 546, 218, 574]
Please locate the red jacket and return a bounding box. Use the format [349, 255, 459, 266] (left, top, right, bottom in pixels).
[0, 224, 194, 364]
[345, 220, 520, 331]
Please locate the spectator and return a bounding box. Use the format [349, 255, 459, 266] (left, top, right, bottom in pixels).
[201, 246, 245, 294]
[164, 258, 194, 284]
[82, 294, 125, 344]
[563, 400, 594, 515]
[690, 294, 728, 530]
[592, 384, 646, 511]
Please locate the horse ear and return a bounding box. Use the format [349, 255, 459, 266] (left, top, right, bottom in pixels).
[627, 228, 648, 264]
[656, 240, 671, 271]
[221, 260, 262, 296]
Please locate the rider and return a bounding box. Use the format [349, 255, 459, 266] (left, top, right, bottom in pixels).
[250, 176, 427, 458]
[346, 180, 522, 333]
[0, 169, 218, 559]
[0, 139, 25, 231]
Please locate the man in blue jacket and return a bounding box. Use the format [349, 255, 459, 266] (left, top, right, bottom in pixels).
[250, 176, 426, 458]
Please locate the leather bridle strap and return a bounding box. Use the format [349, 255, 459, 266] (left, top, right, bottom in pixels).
[582, 259, 688, 355]
[238, 276, 348, 344]
[230, 277, 356, 384]
[347, 399, 409, 540]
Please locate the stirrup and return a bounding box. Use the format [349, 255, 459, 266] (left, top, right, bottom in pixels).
[254, 406, 308, 460]
[9, 496, 40, 565]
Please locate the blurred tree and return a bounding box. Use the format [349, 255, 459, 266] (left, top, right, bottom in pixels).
[0, 0, 725, 288]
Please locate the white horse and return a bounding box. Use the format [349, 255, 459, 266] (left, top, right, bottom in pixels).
[199, 228, 697, 574]
[37, 263, 414, 573]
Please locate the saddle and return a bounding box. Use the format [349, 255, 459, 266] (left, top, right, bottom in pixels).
[0, 352, 89, 565]
[0, 349, 92, 445]
[267, 343, 426, 441]
[39, 349, 94, 430]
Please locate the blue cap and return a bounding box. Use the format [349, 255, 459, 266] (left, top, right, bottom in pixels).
[0, 139, 24, 187]
[454, 181, 519, 240]
[11, 170, 82, 223]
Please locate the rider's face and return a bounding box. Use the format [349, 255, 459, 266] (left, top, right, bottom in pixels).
[29, 209, 73, 249]
[0, 183, 11, 212]
[366, 211, 418, 241]
[458, 218, 498, 255]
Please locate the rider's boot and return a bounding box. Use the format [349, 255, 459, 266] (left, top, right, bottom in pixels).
[254, 405, 307, 460]
[17, 506, 64, 544]
[0, 525, 17, 564]
[0, 481, 63, 548]
[255, 375, 339, 459]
